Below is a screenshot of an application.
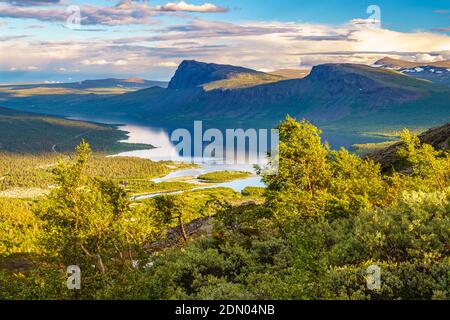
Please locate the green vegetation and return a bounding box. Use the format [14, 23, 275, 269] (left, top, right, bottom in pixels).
[0, 117, 449, 300]
[197, 171, 253, 183]
[203, 73, 285, 91]
[0, 151, 189, 197]
[351, 140, 398, 155]
[241, 186, 265, 198]
[0, 106, 152, 153]
[4, 62, 449, 134]
[120, 180, 197, 195]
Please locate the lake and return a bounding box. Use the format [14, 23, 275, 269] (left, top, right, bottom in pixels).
[70, 116, 387, 196]
[114, 124, 267, 195]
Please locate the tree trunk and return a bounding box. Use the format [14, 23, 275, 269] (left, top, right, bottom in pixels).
[178, 215, 188, 243]
[96, 244, 106, 274]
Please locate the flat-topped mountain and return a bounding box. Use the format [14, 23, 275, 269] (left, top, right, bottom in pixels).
[168, 60, 284, 90]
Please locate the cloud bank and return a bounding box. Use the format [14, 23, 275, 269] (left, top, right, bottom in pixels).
[1, 2, 450, 81]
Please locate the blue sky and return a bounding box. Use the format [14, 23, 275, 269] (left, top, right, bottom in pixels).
[0, 0, 449, 83]
[66, 0, 450, 31]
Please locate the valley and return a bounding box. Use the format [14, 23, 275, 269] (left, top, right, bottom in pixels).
[1, 59, 448, 137]
[0, 57, 449, 301]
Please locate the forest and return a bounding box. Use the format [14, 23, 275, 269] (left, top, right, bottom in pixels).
[0, 117, 448, 300]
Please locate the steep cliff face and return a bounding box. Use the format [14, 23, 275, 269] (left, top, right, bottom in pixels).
[167, 60, 265, 90]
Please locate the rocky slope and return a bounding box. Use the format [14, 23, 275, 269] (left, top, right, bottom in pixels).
[369, 122, 450, 173]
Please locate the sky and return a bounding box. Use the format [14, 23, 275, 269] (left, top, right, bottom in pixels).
[0, 0, 450, 83]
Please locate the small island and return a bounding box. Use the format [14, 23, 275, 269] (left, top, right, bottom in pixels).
[197, 171, 253, 183]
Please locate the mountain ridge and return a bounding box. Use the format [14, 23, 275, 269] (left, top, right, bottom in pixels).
[168, 60, 284, 90]
[2, 60, 449, 132]
[375, 57, 450, 69]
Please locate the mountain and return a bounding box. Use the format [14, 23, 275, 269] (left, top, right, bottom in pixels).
[106, 62, 449, 129]
[370, 122, 450, 173]
[64, 78, 168, 89]
[0, 78, 167, 90]
[0, 106, 149, 153]
[375, 57, 450, 69]
[2, 60, 450, 133]
[168, 60, 285, 91]
[396, 66, 450, 86]
[375, 57, 450, 85]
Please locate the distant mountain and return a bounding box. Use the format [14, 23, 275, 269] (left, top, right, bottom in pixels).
[370, 122, 450, 173]
[375, 57, 450, 69]
[399, 66, 450, 86]
[2, 60, 450, 133]
[113, 62, 448, 128]
[68, 78, 168, 89]
[375, 57, 450, 85]
[0, 77, 168, 91]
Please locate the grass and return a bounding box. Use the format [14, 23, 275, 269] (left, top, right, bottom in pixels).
[197, 171, 253, 183]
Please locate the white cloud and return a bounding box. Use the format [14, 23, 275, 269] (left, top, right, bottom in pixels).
[113, 59, 128, 66]
[413, 53, 445, 63]
[0, 1, 227, 26]
[1, 18, 450, 79]
[156, 1, 227, 13]
[157, 61, 179, 67]
[82, 59, 109, 65]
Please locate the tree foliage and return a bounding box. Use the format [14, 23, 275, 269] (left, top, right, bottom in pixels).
[1, 118, 449, 300]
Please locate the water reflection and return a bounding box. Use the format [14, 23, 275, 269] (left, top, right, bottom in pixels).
[115, 124, 265, 193]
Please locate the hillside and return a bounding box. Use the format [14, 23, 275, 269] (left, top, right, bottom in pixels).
[168, 60, 285, 91]
[269, 68, 310, 79]
[375, 57, 450, 86]
[0, 78, 168, 99]
[0, 77, 167, 91]
[369, 122, 450, 172]
[128, 62, 450, 130]
[2, 61, 450, 133]
[0, 106, 151, 153]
